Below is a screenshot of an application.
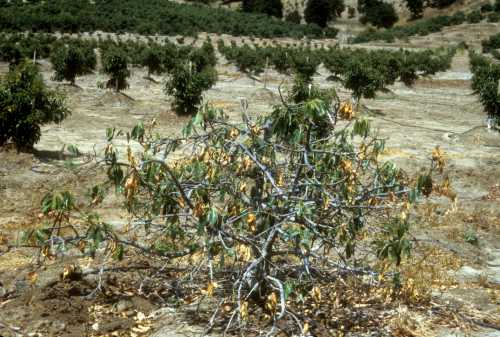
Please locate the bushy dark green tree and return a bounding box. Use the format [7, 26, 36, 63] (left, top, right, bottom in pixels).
[404, 0, 424, 19]
[0, 61, 70, 150]
[359, 0, 398, 28]
[304, 0, 345, 27]
[242, 0, 284, 18]
[50, 44, 96, 85]
[102, 48, 130, 92]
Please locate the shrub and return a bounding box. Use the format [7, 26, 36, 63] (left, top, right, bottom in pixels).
[304, 0, 345, 28]
[465, 10, 483, 23]
[0, 61, 70, 150]
[50, 43, 96, 85]
[102, 48, 130, 92]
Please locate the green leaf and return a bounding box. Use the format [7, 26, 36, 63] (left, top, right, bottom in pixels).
[208, 207, 218, 226]
[131, 122, 145, 141]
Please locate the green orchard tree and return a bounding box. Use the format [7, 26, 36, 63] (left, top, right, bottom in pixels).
[0, 61, 70, 150]
[102, 48, 130, 92]
[165, 61, 217, 115]
[50, 43, 96, 85]
[140, 46, 165, 80]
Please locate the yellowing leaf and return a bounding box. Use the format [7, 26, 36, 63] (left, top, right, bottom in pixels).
[265, 292, 278, 314]
[311, 286, 322, 302]
[247, 213, 257, 232]
[303, 322, 310, 335]
[206, 282, 218, 297]
[240, 301, 249, 320]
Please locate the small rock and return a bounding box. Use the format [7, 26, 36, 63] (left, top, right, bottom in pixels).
[486, 267, 500, 285]
[486, 257, 500, 267]
[454, 266, 482, 282]
[51, 320, 66, 331]
[115, 299, 134, 313]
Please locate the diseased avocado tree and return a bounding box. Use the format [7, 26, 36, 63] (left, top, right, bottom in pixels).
[20, 76, 451, 334]
[50, 42, 96, 85]
[0, 61, 70, 150]
[101, 48, 130, 92]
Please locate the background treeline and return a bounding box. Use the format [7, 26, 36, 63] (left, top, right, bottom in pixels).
[354, 3, 500, 43]
[0, 0, 336, 39]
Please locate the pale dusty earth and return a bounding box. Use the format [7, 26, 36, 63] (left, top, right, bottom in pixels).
[0, 26, 499, 337]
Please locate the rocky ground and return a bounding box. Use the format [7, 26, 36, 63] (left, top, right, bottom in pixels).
[0, 33, 499, 336]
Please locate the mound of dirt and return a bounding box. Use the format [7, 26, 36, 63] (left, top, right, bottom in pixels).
[97, 91, 135, 108]
[249, 87, 279, 105]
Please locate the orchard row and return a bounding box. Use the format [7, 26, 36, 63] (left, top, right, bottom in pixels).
[0, 33, 458, 113]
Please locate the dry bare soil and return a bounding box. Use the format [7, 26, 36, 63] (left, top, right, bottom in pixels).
[0, 33, 499, 337]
